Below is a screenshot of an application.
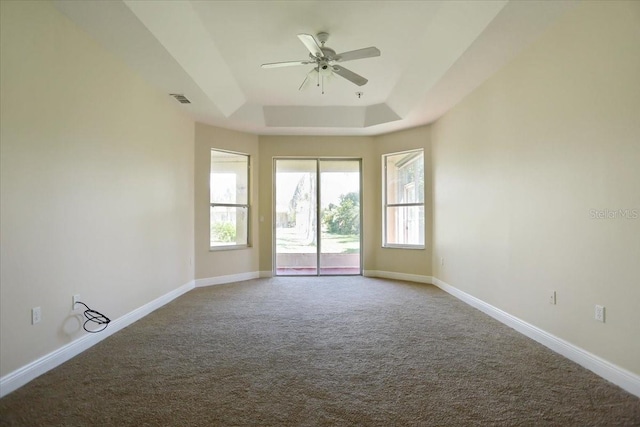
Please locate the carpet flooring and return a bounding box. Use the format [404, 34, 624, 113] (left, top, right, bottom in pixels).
[1, 277, 639, 426]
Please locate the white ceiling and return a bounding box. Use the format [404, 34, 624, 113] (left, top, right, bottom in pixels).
[53, 0, 575, 136]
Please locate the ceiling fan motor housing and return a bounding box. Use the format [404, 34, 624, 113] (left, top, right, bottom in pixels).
[320, 47, 337, 60]
[310, 47, 337, 62]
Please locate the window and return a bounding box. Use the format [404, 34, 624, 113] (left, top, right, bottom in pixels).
[210, 149, 250, 249]
[383, 149, 424, 248]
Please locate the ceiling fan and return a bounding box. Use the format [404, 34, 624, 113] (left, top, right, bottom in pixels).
[261, 32, 381, 93]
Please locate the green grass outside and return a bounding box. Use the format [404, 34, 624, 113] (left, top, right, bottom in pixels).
[276, 227, 359, 254]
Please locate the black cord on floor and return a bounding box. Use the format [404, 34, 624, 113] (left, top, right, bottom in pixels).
[74, 301, 111, 333]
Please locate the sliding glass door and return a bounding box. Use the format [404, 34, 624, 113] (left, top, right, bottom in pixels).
[275, 159, 361, 276]
[275, 160, 318, 275]
[319, 160, 361, 275]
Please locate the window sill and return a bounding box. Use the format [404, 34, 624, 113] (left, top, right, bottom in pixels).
[382, 245, 425, 250]
[209, 245, 251, 252]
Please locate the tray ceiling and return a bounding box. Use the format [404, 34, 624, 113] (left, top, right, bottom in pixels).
[53, 0, 575, 136]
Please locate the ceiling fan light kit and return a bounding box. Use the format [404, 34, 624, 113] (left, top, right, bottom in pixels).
[262, 32, 381, 94]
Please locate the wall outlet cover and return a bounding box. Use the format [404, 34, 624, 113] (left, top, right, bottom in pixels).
[31, 307, 42, 325]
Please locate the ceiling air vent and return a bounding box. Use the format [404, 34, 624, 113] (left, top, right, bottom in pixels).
[170, 93, 191, 104]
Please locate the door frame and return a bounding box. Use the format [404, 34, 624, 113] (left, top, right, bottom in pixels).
[272, 157, 363, 276]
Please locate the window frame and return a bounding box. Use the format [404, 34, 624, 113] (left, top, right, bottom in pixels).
[209, 148, 251, 251]
[382, 148, 425, 249]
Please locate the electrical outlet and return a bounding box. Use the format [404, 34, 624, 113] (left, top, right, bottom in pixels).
[549, 290, 556, 305]
[72, 294, 81, 309]
[32, 307, 41, 325]
[595, 305, 605, 323]
[440, 257, 444, 266]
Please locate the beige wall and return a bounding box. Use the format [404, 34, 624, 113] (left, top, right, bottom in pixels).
[431, 1, 640, 375]
[194, 124, 259, 279]
[375, 126, 432, 276]
[0, 1, 194, 377]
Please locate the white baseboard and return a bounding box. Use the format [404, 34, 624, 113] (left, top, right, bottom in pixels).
[5, 274, 637, 400]
[431, 277, 640, 398]
[364, 270, 432, 284]
[259, 270, 273, 278]
[194, 271, 260, 287]
[0, 280, 195, 398]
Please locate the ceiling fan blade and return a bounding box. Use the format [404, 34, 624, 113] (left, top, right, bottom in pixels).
[262, 60, 313, 69]
[336, 47, 381, 62]
[297, 33, 324, 58]
[332, 65, 368, 86]
[298, 75, 309, 91]
[299, 68, 318, 91]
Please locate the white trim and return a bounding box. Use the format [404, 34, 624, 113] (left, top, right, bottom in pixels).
[0, 280, 195, 398]
[259, 270, 273, 278]
[194, 271, 260, 288]
[431, 277, 640, 398]
[364, 270, 432, 284]
[5, 274, 636, 400]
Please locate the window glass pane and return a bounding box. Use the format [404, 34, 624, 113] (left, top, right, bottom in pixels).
[383, 149, 424, 248]
[210, 206, 248, 247]
[320, 160, 361, 275]
[385, 151, 424, 204]
[275, 160, 317, 275]
[385, 206, 425, 246]
[210, 150, 248, 204]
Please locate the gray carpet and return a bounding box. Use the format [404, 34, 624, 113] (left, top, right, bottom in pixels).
[1, 277, 639, 426]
